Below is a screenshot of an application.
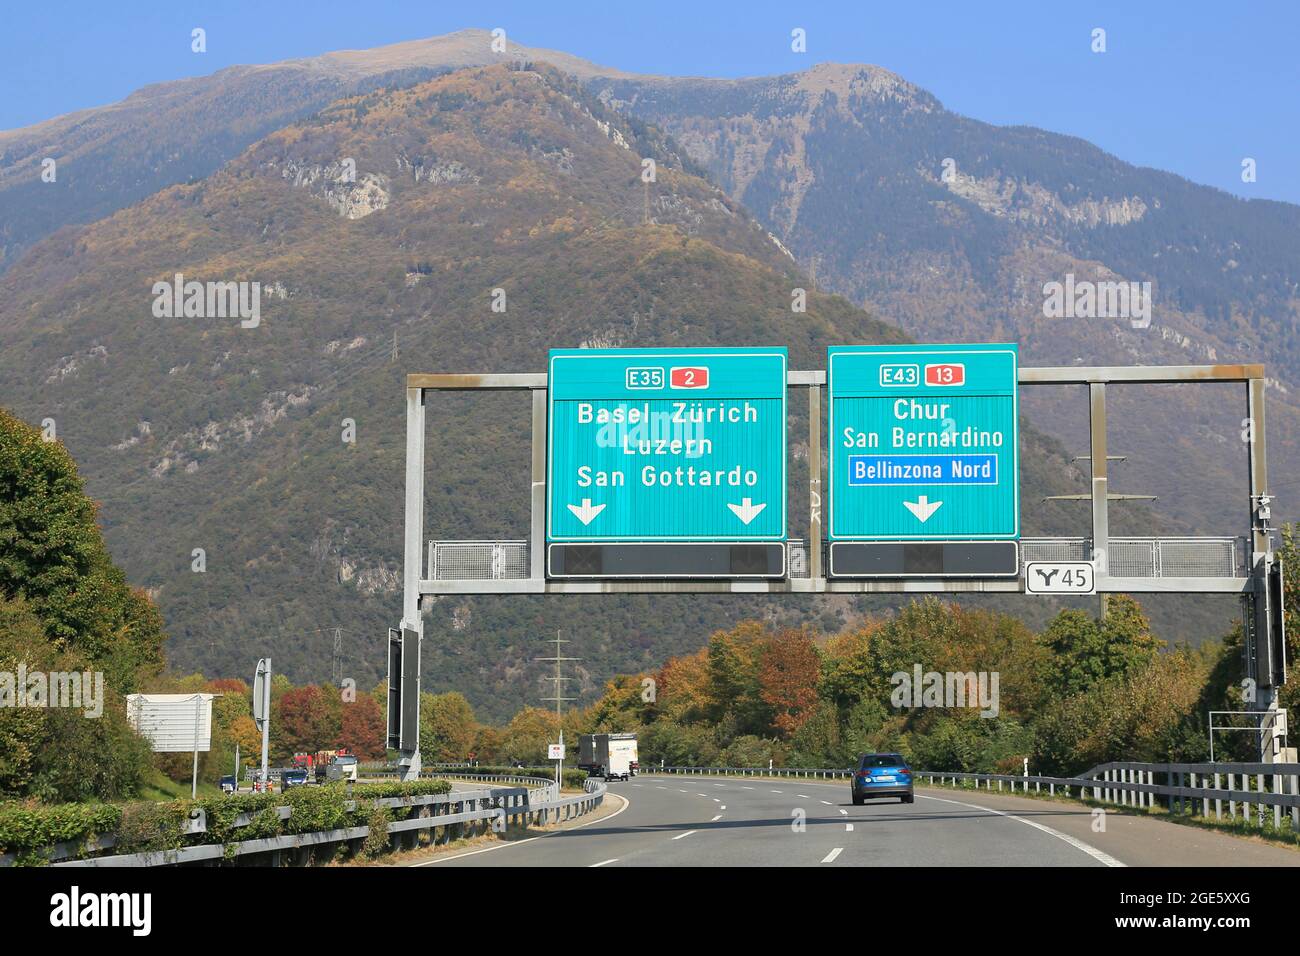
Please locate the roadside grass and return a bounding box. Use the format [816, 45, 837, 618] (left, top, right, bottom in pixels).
[137, 768, 224, 801]
[920, 778, 1300, 851]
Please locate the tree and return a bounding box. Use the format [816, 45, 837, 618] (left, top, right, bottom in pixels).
[1041, 596, 1163, 700]
[497, 707, 559, 765]
[656, 648, 711, 724]
[273, 685, 340, 760]
[820, 622, 880, 709]
[339, 695, 386, 759]
[1277, 524, 1300, 715]
[1034, 651, 1209, 774]
[758, 629, 821, 737]
[419, 691, 478, 763]
[705, 622, 768, 732]
[0, 408, 165, 689]
[0, 595, 152, 801]
[227, 715, 263, 769]
[585, 674, 652, 730]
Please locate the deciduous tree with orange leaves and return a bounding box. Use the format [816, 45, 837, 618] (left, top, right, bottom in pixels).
[758, 629, 822, 738]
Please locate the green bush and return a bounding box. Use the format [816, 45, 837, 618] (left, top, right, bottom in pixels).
[0, 778, 452, 863]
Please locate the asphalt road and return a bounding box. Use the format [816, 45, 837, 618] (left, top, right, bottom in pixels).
[419, 776, 1300, 867]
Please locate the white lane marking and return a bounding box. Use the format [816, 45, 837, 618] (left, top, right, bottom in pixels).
[846, 823, 854, 832]
[715, 783, 727, 787]
[771, 789, 783, 793]
[720, 805, 726, 810]
[839, 809, 848, 816]
[412, 792, 630, 866]
[672, 830, 698, 841]
[713, 798, 721, 802]
[711, 814, 723, 822]
[918, 794, 1126, 867]
[679, 789, 688, 793]
[742, 786, 754, 790]
[820, 800, 833, 806]
[632, 784, 642, 788]
[590, 858, 618, 867]
[798, 793, 810, 798]
[821, 847, 843, 863]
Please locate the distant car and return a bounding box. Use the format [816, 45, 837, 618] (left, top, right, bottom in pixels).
[219, 774, 238, 794]
[851, 753, 914, 805]
[280, 769, 310, 792]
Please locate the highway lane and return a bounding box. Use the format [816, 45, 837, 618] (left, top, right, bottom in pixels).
[420, 776, 1140, 867]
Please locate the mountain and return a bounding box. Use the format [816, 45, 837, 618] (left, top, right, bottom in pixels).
[0, 30, 630, 273]
[0, 62, 1114, 720]
[582, 64, 1300, 536]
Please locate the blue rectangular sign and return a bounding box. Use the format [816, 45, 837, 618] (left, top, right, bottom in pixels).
[547, 348, 787, 541]
[847, 454, 999, 486]
[828, 344, 1019, 541]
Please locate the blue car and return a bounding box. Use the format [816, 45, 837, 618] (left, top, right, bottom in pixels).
[851, 753, 914, 805]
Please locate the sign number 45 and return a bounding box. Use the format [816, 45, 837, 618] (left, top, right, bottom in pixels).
[1025, 561, 1096, 595]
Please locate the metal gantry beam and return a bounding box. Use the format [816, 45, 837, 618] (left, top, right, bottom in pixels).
[404, 364, 1268, 599]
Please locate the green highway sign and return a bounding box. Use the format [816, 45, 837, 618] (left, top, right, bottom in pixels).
[828, 344, 1019, 542]
[547, 347, 787, 543]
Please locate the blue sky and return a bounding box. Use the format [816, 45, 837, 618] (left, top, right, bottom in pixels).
[4, 1, 1298, 204]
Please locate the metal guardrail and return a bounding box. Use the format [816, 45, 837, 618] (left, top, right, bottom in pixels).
[426, 537, 1245, 580]
[918, 762, 1300, 832]
[647, 766, 854, 780]
[11, 773, 606, 868]
[647, 761, 1300, 832]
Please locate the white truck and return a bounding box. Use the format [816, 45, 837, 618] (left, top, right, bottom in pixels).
[579, 732, 639, 781]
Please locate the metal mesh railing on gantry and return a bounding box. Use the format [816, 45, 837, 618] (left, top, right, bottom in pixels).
[428, 540, 529, 580]
[424, 536, 1245, 581]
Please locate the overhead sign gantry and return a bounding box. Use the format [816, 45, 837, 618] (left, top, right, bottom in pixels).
[395, 356, 1281, 775]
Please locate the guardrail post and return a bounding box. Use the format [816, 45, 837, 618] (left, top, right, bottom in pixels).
[1274, 770, 1284, 832]
[1257, 772, 1265, 827]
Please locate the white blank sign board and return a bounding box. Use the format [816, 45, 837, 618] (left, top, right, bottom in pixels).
[126, 693, 214, 752]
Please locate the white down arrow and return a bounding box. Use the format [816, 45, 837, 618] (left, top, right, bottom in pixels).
[903, 496, 943, 522]
[566, 499, 606, 525]
[726, 498, 767, 525]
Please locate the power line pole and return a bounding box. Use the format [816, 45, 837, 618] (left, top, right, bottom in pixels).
[536, 631, 579, 786]
[331, 627, 344, 685]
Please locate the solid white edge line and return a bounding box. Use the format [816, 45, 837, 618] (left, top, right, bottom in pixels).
[821, 847, 843, 863]
[918, 794, 1126, 867]
[590, 858, 618, 867]
[410, 791, 631, 866]
[672, 830, 697, 840]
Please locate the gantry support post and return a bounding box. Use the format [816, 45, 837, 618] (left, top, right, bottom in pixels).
[1089, 383, 1109, 619]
